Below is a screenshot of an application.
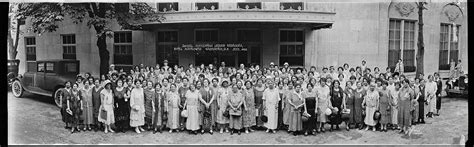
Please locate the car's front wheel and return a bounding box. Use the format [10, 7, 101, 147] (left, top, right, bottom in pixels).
[53, 88, 64, 108]
[11, 80, 24, 98]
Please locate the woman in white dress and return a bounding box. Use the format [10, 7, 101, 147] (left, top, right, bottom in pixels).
[166, 83, 181, 133]
[362, 83, 379, 131]
[185, 83, 202, 135]
[130, 80, 146, 133]
[216, 81, 231, 133]
[98, 80, 115, 133]
[317, 78, 332, 133]
[263, 80, 280, 133]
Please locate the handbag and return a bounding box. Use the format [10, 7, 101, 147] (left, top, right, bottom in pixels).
[100, 109, 107, 120]
[229, 109, 242, 116]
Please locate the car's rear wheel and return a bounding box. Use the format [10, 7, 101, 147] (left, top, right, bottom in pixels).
[11, 80, 24, 98]
[53, 88, 64, 108]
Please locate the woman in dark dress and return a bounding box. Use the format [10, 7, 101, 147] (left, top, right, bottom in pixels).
[254, 79, 266, 129]
[153, 82, 164, 134]
[144, 80, 156, 131]
[60, 81, 73, 129]
[69, 83, 83, 133]
[353, 81, 366, 130]
[302, 83, 318, 136]
[199, 79, 215, 134]
[344, 81, 356, 129]
[114, 79, 130, 133]
[329, 80, 346, 131]
[92, 79, 104, 131]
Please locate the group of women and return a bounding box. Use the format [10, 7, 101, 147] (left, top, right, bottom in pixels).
[59, 60, 443, 136]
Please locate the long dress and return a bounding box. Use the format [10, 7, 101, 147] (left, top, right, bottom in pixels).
[329, 87, 344, 125]
[178, 86, 189, 127]
[70, 90, 83, 127]
[282, 90, 292, 125]
[378, 88, 391, 125]
[302, 90, 317, 131]
[228, 91, 244, 129]
[389, 89, 400, 125]
[353, 88, 365, 124]
[114, 87, 130, 129]
[130, 88, 145, 127]
[60, 88, 73, 124]
[153, 91, 164, 128]
[277, 88, 285, 128]
[199, 87, 214, 130]
[254, 87, 265, 127]
[98, 89, 115, 125]
[185, 90, 201, 131]
[144, 88, 155, 126]
[363, 90, 379, 126]
[92, 86, 103, 125]
[288, 92, 303, 131]
[210, 86, 219, 124]
[216, 87, 230, 124]
[425, 81, 438, 113]
[243, 88, 256, 128]
[345, 87, 356, 124]
[418, 86, 426, 121]
[263, 88, 280, 130]
[398, 87, 414, 127]
[317, 86, 330, 123]
[81, 87, 94, 125]
[166, 91, 180, 129]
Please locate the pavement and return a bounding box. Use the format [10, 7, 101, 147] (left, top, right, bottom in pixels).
[7, 91, 468, 145]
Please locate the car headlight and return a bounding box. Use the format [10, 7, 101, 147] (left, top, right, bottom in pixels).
[465, 79, 468, 83]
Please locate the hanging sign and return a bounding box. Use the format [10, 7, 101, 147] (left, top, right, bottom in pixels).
[173, 44, 248, 51]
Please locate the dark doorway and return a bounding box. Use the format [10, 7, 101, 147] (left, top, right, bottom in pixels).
[249, 46, 261, 66]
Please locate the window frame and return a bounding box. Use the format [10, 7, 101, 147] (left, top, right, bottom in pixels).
[279, 2, 304, 11]
[388, 18, 417, 73]
[237, 2, 262, 10]
[61, 34, 77, 59]
[194, 29, 219, 43]
[156, 29, 179, 66]
[113, 31, 133, 65]
[37, 62, 45, 72]
[195, 2, 219, 11]
[439, 23, 461, 71]
[157, 2, 179, 12]
[25, 37, 36, 61]
[45, 62, 55, 73]
[279, 29, 305, 66]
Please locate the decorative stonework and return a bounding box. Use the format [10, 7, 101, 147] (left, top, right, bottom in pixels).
[394, 2, 415, 17]
[444, 5, 462, 22]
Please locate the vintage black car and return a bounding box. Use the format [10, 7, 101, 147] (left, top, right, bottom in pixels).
[445, 73, 468, 98]
[7, 59, 20, 88]
[11, 59, 80, 107]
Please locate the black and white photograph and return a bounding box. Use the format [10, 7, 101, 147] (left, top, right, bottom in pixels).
[6, 0, 470, 145]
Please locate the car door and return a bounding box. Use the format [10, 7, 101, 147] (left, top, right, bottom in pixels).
[34, 62, 45, 88]
[43, 62, 56, 91]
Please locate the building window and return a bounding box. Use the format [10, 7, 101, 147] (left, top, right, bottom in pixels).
[279, 30, 304, 66]
[388, 19, 416, 72]
[157, 2, 178, 12]
[237, 2, 261, 10]
[237, 30, 261, 42]
[25, 37, 36, 72]
[157, 31, 179, 66]
[280, 2, 303, 11]
[114, 31, 133, 65]
[195, 29, 218, 43]
[196, 2, 218, 10]
[37, 63, 45, 72]
[439, 24, 460, 70]
[62, 34, 76, 60]
[45, 62, 55, 73]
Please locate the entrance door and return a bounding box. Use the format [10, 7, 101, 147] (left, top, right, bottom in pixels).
[249, 46, 261, 66]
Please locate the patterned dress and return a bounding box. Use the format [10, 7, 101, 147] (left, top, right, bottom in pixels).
[330, 87, 344, 125]
[210, 86, 220, 124]
[243, 88, 256, 128]
[166, 91, 180, 129]
[228, 91, 244, 129]
[70, 90, 83, 126]
[364, 90, 379, 126]
[81, 87, 94, 125]
[114, 87, 130, 129]
[378, 88, 391, 124]
[345, 87, 356, 124]
[282, 89, 292, 125]
[199, 87, 215, 130]
[353, 88, 365, 124]
[153, 91, 164, 127]
[216, 87, 230, 124]
[144, 88, 155, 126]
[288, 92, 303, 131]
[317, 86, 330, 123]
[389, 89, 400, 125]
[60, 88, 73, 124]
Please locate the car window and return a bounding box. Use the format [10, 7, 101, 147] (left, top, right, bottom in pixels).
[65, 62, 77, 73]
[37, 63, 45, 72]
[46, 62, 55, 73]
